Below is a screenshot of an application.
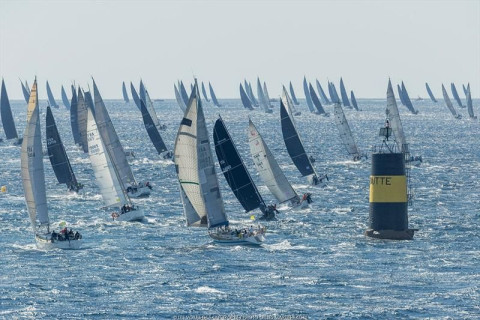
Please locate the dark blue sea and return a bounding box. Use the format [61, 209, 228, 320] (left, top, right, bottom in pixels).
[0, 95, 479, 319]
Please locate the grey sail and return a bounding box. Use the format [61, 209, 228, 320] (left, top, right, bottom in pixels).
[257, 78, 272, 113]
[1, 79, 19, 140]
[386, 80, 408, 152]
[46, 105, 80, 190]
[209, 82, 221, 107]
[93, 79, 137, 185]
[302, 77, 315, 113]
[76, 89, 90, 153]
[263, 82, 274, 106]
[174, 81, 228, 228]
[70, 85, 81, 146]
[397, 84, 406, 105]
[21, 79, 49, 231]
[328, 82, 341, 104]
[201, 82, 210, 102]
[309, 83, 326, 114]
[350, 90, 359, 111]
[140, 99, 168, 154]
[316, 79, 330, 105]
[442, 84, 460, 118]
[401, 82, 418, 114]
[245, 80, 259, 107]
[333, 102, 360, 158]
[339, 78, 351, 107]
[46, 81, 59, 108]
[425, 82, 437, 102]
[289, 82, 300, 105]
[174, 83, 187, 112]
[463, 84, 469, 97]
[61, 85, 71, 109]
[240, 83, 254, 110]
[130, 82, 141, 110]
[139, 80, 162, 129]
[451, 83, 464, 108]
[179, 81, 189, 106]
[122, 81, 129, 103]
[466, 84, 476, 119]
[20, 79, 30, 103]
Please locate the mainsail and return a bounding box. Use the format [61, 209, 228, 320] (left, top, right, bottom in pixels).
[69, 85, 80, 146]
[289, 82, 300, 105]
[257, 78, 272, 113]
[245, 80, 259, 107]
[179, 81, 189, 106]
[174, 82, 227, 228]
[46, 81, 59, 108]
[61, 85, 71, 109]
[213, 116, 265, 213]
[140, 99, 168, 154]
[263, 82, 273, 106]
[328, 82, 341, 104]
[316, 80, 330, 105]
[466, 84, 476, 119]
[386, 80, 407, 152]
[425, 82, 437, 102]
[130, 82, 141, 110]
[401, 82, 418, 114]
[75, 89, 89, 152]
[174, 83, 187, 112]
[302, 77, 315, 113]
[209, 82, 221, 107]
[350, 90, 359, 111]
[122, 81, 129, 103]
[240, 83, 254, 110]
[248, 119, 298, 203]
[309, 83, 326, 114]
[20, 79, 30, 103]
[451, 83, 464, 108]
[1, 79, 19, 140]
[442, 84, 460, 118]
[201, 82, 210, 102]
[333, 102, 361, 158]
[339, 78, 351, 107]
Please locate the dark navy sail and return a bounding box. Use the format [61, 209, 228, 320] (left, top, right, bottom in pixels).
[1, 79, 19, 140]
[425, 82, 437, 102]
[240, 83, 254, 110]
[61, 85, 70, 109]
[122, 81, 129, 103]
[451, 83, 464, 108]
[70, 86, 80, 146]
[289, 82, 300, 105]
[209, 82, 221, 107]
[46, 106, 80, 191]
[309, 83, 326, 114]
[316, 79, 330, 105]
[140, 100, 168, 154]
[20, 80, 30, 103]
[201, 82, 210, 102]
[130, 82, 141, 110]
[213, 117, 265, 213]
[339, 78, 351, 107]
[280, 100, 315, 177]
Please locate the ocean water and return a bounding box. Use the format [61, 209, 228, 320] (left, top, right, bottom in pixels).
[0, 95, 479, 319]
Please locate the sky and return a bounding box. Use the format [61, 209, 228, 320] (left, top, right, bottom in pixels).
[1, 0, 479, 99]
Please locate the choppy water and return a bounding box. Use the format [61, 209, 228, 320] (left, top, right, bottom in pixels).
[0, 96, 479, 319]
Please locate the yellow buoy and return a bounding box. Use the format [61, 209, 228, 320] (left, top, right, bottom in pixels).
[1, 185, 6, 193]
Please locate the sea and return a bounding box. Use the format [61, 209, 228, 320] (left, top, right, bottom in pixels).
[0, 94, 479, 319]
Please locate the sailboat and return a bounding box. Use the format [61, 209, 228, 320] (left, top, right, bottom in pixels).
[21, 79, 82, 249]
[442, 84, 462, 119]
[73, 88, 89, 153]
[139, 80, 166, 131]
[466, 84, 476, 119]
[122, 81, 129, 103]
[400, 82, 419, 114]
[309, 83, 328, 116]
[333, 102, 365, 161]
[256, 78, 273, 113]
[201, 82, 210, 102]
[92, 79, 151, 198]
[248, 118, 311, 209]
[281, 86, 327, 186]
[386, 80, 422, 166]
[397, 84, 406, 106]
[140, 99, 172, 158]
[209, 82, 222, 107]
[174, 83, 187, 112]
[59, 85, 70, 110]
[339, 78, 351, 108]
[350, 90, 360, 111]
[263, 82, 276, 105]
[289, 82, 300, 105]
[462, 84, 469, 97]
[302, 77, 315, 113]
[1, 79, 23, 145]
[214, 116, 277, 220]
[328, 82, 341, 104]
[425, 82, 437, 102]
[86, 96, 144, 222]
[179, 81, 190, 106]
[130, 82, 141, 110]
[240, 83, 254, 110]
[46, 105, 83, 192]
[174, 81, 265, 245]
[451, 83, 465, 108]
[46, 81, 59, 108]
[316, 80, 331, 105]
[20, 79, 30, 103]
[245, 80, 259, 107]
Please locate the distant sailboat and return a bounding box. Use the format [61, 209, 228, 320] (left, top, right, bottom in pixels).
[1, 79, 22, 144]
[309, 83, 328, 115]
[214, 116, 276, 220]
[86, 96, 144, 222]
[263, 82, 275, 105]
[179, 81, 190, 106]
[174, 83, 187, 112]
[328, 82, 341, 104]
[245, 80, 259, 107]
[400, 82, 419, 114]
[256, 78, 273, 113]
[425, 82, 437, 103]
[139, 80, 166, 131]
[76, 89, 90, 153]
[451, 83, 465, 108]
[397, 84, 406, 106]
[61, 85, 71, 109]
[130, 82, 141, 110]
[442, 84, 462, 119]
[201, 82, 210, 102]
[46, 105, 83, 192]
[21, 79, 82, 249]
[333, 102, 364, 161]
[248, 118, 310, 208]
[462, 84, 469, 97]
[281, 86, 327, 185]
[70, 85, 81, 147]
[139, 99, 172, 158]
[339, 78, 351, 108]
[289, 82, 300, 106]
[350, 90, 360, 111]
[316, 80, 330, 105]
[174, 81, 265, 245]
[240, 83, 254, 110]
[20, 79, 31, 103]
[466, 84, 476, 119]
[302, 77, 315, 113]
[209, 82, 221, 107]
[46, 81, 59, 108]
[122, 81, 129, 103]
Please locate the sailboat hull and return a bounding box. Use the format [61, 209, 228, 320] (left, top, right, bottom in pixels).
[35, 234, 82, 250]
[114, 208, 144, 222]
[209, 229, 265, 246]
[126, 185, 151, 198]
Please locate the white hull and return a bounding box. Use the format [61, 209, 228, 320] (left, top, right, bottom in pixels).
[35, 234, 82, 250]
[127, 185, 151, 198]
[208, 227, 266, 246]
[114, 208, 144, 222]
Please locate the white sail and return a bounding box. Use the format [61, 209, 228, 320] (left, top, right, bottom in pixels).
[333, 103, 360, 157]
[87, 105, 128, 208]
[248, 119, 298, 203]
[442, 84, 460, 118]
[256, 78, 272, 113]
[386, 80, 407, 151]
[174, 83, 187, 112]
[174, 82, 227, 228]
[21, 80, 49, 230]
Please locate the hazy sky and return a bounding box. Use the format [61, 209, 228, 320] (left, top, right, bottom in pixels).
[1, 0, 479, 99]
